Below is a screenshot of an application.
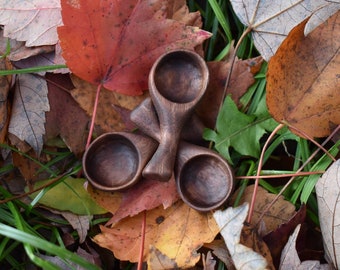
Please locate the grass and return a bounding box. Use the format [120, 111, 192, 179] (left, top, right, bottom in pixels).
[0, 0, 339, 269]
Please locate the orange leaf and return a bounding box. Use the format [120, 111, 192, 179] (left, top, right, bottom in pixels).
[57, 0, 211, 95]
[266, 11, 340, 138]
[93, 201, 219, 268]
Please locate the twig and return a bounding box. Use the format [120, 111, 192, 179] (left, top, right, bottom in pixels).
[236, 170, 325, 180]
[137, 211, 147, 270]
[0, 170, 71, 204]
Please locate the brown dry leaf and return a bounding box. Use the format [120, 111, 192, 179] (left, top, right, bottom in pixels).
[266, 11, 340, 138]
[70, 75, 146, 134]
[202, 251, 216, 270]
[231, 185, 296, 235]
[0, 0, 62, 46]
[204, 240, 235, 269]
[107, 176, 179, 225]
[196, 56, 263, 129]
[9, 74, 49, 155]
[230, 0, 327, 61]
[264, 204, 307, 268]
[45, 74, 89, 156]
[93, 201, 219, 268]
[241, 224, 275, 269]
[279, 224, 333, 270]
[316, 159, 340, 268]
[213, 203, 269, 269]
[60, 212, 90, 244]
[0, 58, 11, 143]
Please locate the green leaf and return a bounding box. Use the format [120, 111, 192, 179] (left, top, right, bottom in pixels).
[203, 95, 271, 164]
[28, 177, 107, 215]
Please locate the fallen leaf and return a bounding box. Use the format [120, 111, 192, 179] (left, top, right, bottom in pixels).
[0, 57, 11, 143]
[60, 212, 91, 243]
[148, 246, 178, 270]
[316, 159, 340, 268]
[70, 75, 146, 134]
[241, 224, 275, 269]
[202, 251, 216, 270]
[86, 184, 122, 214]
[196, 56, 263, 129]
[45, 74, 89, 156]
[204, 240, 235, 269]
[0, 0, 62, 46]
[231, 185, 296, 235]
[9, 74, 49, 155]
[203, 95, 273, 164]
[264, 204, 307, 268]
[230, 0, 326, 60]
[213, 203, 269, 269]
[29, 177, 107, 215]
[106, 176, 179, 225]
[266, 11, 340, 138]
[279, 224, 333, 270]
[58, 0, 211, 95]
[94, 201, 219, 268]
[305, 2, 340, 35]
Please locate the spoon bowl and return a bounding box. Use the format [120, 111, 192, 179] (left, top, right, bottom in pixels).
[83, 132, 157, 191]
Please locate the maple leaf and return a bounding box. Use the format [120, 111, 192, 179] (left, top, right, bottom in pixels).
[94, 201, 219, 268]
[0, 0, 62, 46]
[203, 95, 273, 164]
[57, 0, 211, 95]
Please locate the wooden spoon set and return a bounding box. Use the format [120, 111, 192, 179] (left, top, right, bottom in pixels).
[83, 50, 234, 211]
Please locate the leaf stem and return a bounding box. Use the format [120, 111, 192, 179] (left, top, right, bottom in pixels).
[255, 124, 340, 227]
[137, 211, 146, 270]
[210, 26, 252, 149]
[86, 83, 102, 149]
[247, 123, 285, 223]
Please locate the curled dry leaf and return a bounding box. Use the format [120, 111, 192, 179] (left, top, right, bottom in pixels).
[0, 0, 62, 46]
[58, 0, 211, 95]
[280, 224, 333, 270]
[9, 74, 49, 155]
[267, 11, 340, 138]
[213, 203, 269, 269]
[93, 201, 219, 268]
[230, 0, 326, 61]
[316, 159, 340, 268]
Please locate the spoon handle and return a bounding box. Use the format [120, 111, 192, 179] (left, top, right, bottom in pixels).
[142, 127, 181, 181]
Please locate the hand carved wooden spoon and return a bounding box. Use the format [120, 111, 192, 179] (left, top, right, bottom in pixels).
[142, 50, 209, 181]
[131, 98, 234, 211]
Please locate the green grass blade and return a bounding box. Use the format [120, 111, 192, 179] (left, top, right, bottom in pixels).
[0, 65, 68, 75]
[0, 223, 100, 270]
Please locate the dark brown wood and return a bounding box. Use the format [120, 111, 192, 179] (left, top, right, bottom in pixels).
[82, 132, 157, 191]
[142, 50, 209, 181]
[175, 141, 234, 211]
[130, 97, 205, 144]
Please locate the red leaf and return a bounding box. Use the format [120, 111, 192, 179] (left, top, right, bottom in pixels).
[58, 0, 211, 95]
[107, 176, 179, 225]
